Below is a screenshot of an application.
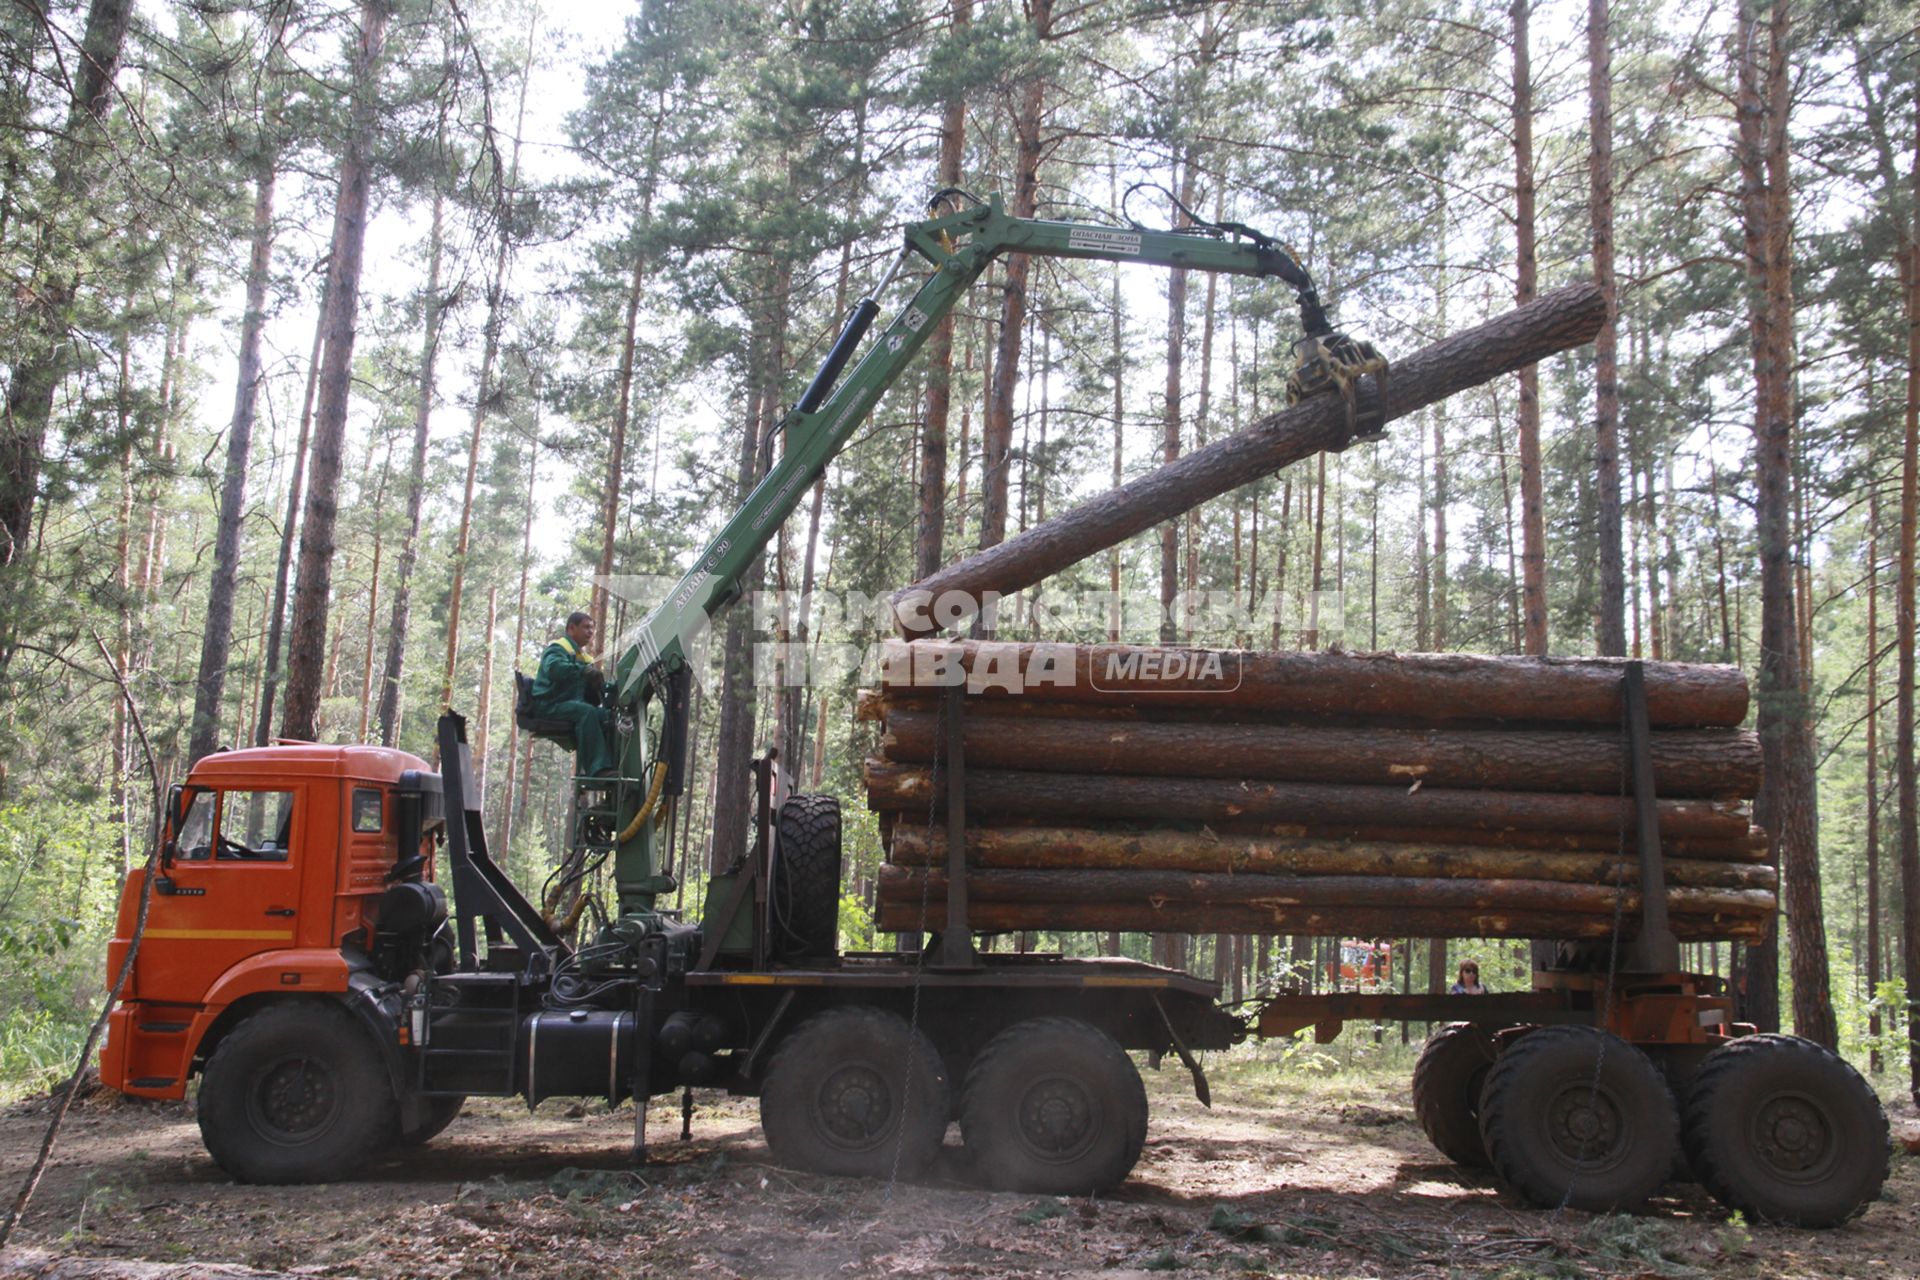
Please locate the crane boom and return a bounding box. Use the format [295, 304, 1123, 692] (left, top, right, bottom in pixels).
[569, 191, 1377, 940]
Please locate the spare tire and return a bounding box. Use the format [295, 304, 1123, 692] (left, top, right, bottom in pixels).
[772, 793, 842, 962]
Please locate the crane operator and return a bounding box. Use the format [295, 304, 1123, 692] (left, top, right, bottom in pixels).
[529, 610, 615, 778]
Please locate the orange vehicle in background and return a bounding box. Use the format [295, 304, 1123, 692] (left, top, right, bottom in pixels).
[1325, 939, 1392, 989]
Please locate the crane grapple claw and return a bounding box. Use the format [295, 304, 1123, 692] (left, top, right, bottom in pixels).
[1287, 331, 1390, 443]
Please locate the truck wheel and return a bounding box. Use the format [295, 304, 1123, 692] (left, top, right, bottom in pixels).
[772, 794, 842, 962]
[1681, 1033, 1888, 1226]
[197, 1002, 396, 1184]
[961, 1017, 1148, 1194]
[1412, 1022, 1495, 1168]
[1476, 1025, 1675, 1213]
[759, 1007, 948, 1179]
[396, 1094, 465, 1147]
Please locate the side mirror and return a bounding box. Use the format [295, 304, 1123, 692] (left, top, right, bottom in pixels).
[161, 784, 187, 868]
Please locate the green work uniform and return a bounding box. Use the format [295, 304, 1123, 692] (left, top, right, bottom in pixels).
[530, 636, 615, 776]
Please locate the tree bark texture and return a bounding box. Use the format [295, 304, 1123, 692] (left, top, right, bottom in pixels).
[875, 869, 1770, 942]
[1589, 0, 1627, 657]
[915, 0, 970, 581]
[1512, 0, 1549, 656]
[1897, 88, 1920, 1103]
[978, 0, 1050, 559]
[255, 307, 325, 746]
[897, 284, 1603, 626]
[377, 192, 445, 747]
[862, 761, 1755, 842]
[188, 157, 277, 764]
[874, 639, 1746, 727]
[886, 825, 1776, 890]
[280, 0, 390, 742]
[877, 711, 1759, 798]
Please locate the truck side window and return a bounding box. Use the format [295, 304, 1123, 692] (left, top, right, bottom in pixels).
[351, 788, 383, 833]
[174, 790, 216, 861]
[215, 790, 296, 862]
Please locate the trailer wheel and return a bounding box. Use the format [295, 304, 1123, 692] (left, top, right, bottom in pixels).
[1682, 1033, 1888, 1226]
[1476, 1025, 1675, 1212]
[396, 1094, 464, 1147]
[759, 1007, 948, 1179]
[772, 794, 842, 962]
[197, 1002, 396, 1184]
[1412, 1022, 1495, 1168]
[961, 1017, 1147, 1194]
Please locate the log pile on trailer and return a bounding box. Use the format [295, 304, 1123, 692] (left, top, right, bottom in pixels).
[860, 639, 1775, 942]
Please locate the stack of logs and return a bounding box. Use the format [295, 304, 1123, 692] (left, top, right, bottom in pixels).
[860, 640, 1775, 943]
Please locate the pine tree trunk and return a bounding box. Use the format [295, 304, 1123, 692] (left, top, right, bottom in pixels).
[1512, 0, 1548, 656]
[1161, 162, 1192, 645]
[0, 0, 132, 586]
[357, 442, 392, 742]
[1739, 0, 1831, 1044]
[1590, 0, 1626, 657]
[190, 156, 277, 764]
[979, 0, 1051, 562]
[498, 432, 540, 853]
[256, 312, 323, 745]
[593, 253, 647, 640]
[916, 0, 970, 583]
[1895, 95, 1920, 1104]
[376, 192, 445, 747]
[1868, 485, 1883, 1072]
[281, 0, 390, 742]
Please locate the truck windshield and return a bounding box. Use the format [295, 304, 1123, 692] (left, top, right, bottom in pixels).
[174, 790, 296, 862]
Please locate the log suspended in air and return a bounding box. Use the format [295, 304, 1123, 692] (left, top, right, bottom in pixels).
[871, 639, 1749, 729]
[877, 710, 1760, 798]
[895, 284, 1607, 633]
[861, 760, 1756, 842]
[884, 825, 1778, 891]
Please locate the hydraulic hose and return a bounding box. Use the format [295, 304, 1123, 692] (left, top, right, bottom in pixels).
[617, 761, 670, 845]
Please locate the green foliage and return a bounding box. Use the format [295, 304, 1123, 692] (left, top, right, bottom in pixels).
[0, 799, 123, 1096]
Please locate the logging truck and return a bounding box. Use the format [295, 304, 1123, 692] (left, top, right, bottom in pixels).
[100, 193, 1886, 1226]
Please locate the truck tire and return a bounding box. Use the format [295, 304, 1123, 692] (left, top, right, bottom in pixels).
[772, 794, 842, 963]
[1476, 1024, 1675, 1213]
[759, 1007, 949, 1179]
[1681, 1033, 1888, 1226]
[960, 1017, 1148, 1194]
[396, 1094, 464, 1148]
[197, 1002, 397, 1184]
[1412, 1022, 1495, 1168]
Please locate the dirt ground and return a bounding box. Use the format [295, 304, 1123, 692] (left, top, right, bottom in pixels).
[3, 1050, 1917, 1280]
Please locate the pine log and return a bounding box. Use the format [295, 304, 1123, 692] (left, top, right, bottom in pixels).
[861, 760, 1756, 841]
[881, 806, 1767, 861]
[874, 866, 1772, 917]
[875, 899, 1771, 943]
[885, 825, 1778, 891]
[880, 711, 1759, 798]
[875, 639, 1747, 729]
[895, 284, 1606, 632]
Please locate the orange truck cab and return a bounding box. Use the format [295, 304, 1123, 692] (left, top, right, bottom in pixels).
[100, 745, 449, 1146]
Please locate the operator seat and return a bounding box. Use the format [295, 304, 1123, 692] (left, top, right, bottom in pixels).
[513, 671, 579, 751]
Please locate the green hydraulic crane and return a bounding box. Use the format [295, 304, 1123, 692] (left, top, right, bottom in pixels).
[545, 189, 1384, 949]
